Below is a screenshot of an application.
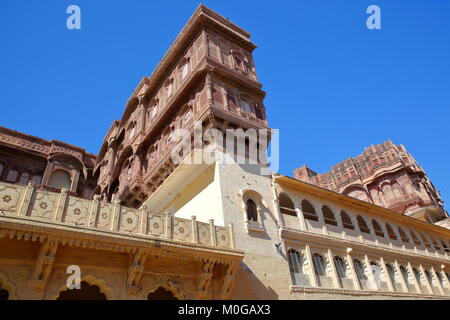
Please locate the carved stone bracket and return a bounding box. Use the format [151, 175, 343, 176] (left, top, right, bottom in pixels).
[126, 248, 148, 295]
[197, 259, 215, 299]
[221, 262, 237, 299]
[30, 238, 58, 291]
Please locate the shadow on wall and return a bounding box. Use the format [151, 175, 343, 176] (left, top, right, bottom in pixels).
[231, 261, 279, 300]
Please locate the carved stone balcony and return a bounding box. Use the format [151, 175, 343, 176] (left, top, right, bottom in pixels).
[0, 181, 237, 251]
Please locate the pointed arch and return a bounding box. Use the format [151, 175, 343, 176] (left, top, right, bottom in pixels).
[372, 219, 385, 237]
[301, 200, 318, 221]
[340, 211, 354, 230]
[385, 223, 398, 240]
[322, 205, 337, 226]
[357, 215, 370, 234]
[279, 193, 296, 216]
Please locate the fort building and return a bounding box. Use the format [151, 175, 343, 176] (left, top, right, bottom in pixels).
[0, 5, 449, 300]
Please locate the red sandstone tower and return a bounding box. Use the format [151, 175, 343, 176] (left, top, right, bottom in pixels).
[94, 5, 269, 207]
[294, 140, 448, 226]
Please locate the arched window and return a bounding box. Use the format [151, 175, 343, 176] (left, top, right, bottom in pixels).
[57, 281, 107, 300]
[357, 215, 370, 233]
[147, 287, 178, 300]
[385, 223, 397, 240]
[312, 253, 327, 277]
[398, 227, 409, 243]
[181, 60, 190, 79]
[334, 256, 347, 279]
[301, 200, 318, 221]
[246, 199, 258, 222]
[149, 101, 158, 119]
[400, 266, 411, 285]
[240, 99, 252, 113]
[412, 267, 424, 287]
[233, 54, 243, 69]
[370, 261, 382, 290]
[48, 170, 72, 190]
[386, 263, 398, 290]
[19, 172, 30, 185]
[410, 231, 422, 246]
[383, 184, 394, 201]
[6, 169, 18, 182]
[287, 249, 308, 286]
[441, 240, 450, 253]
[353, 259, 369, 289]
[322, 206, 337, 226]
[432, 239, 442, 251]
[0, 284, 9, 300]
[424, 269, 434, 287]
[167, 79, 174, 98]
[31, 175, 42, 186]
[279, 193, 296, 216]
[183, 109, 192, 125]
[421, 233, 432, 250]
[340, 211, 354, 230]
[436, 271, 444, 288]
[392, 183, 402, 199]
[372, 220, 385, 237]
[128, 122, 136, 140]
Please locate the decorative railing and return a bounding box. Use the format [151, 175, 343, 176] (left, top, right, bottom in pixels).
[0, 181, 234, 249]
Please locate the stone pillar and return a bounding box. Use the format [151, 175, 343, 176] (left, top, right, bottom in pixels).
[209, 219, 217, 247]
[394, 260, 409, 293]
[431, 266, 445, 295]
[407, 262, 422, 294]
[222, 87, 230, 111]
[327, 249, 340, 289]
[140, 205, 148, 235]
[346, 248, 361, 290]
[419, 264, 433, 294]
[295, 208, 306, 231]
[380, 257, 395, 292]
[191, 216, 198, 243]
[206, 73, 213, 106]
[89, 194, 101, 227]
[166, 214, 173, 239]
[440, 266, 450, 291]
[138, 94, 146, 135]
[364, 255, 376, 290]
[112, 199, 121, 231]
[229, 223, 235, 249]
[270, 181, 285, 228]
[305, 245, 318, 287]
[54, 188, 68, 222]
[19, 182, 35, 216]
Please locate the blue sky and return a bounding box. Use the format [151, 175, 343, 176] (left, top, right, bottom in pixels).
[1, 1, 449, 208]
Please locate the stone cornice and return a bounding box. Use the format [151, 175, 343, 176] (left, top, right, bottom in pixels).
[275, 175, 450, 237]
[0, 126, 97, 168]
[280, 227, 449, 266]
[290, 285, 448, 299]
[0, 216, 244, 263]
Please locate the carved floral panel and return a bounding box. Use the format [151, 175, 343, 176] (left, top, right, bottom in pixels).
[0, 184, 23, 214]
[197, 222, 211, 245]
[148, 215, 165, 237]
[64, 197, 90, 226]
[173, 218, 191, 242]
[216, 226, 231, 248]
[96, 203, 113, 230]
[120, 209, 140, 233]
[31, 191, 57, 220]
